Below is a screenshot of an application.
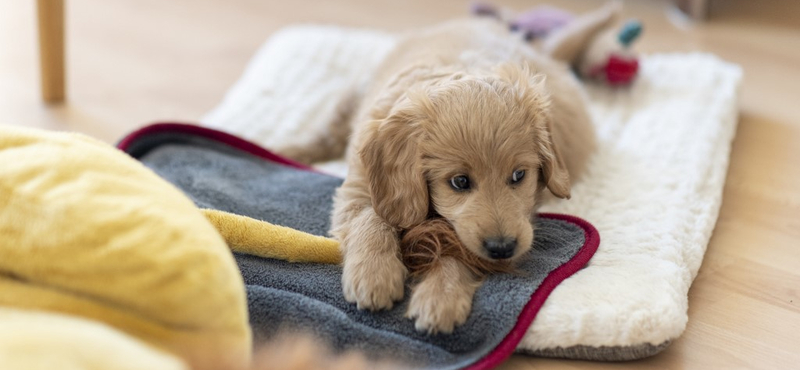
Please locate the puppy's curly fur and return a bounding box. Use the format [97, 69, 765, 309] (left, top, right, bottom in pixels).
[401, 218, 516, 279]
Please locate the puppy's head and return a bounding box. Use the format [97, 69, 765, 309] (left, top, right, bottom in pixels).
[361, 63, 570, 261]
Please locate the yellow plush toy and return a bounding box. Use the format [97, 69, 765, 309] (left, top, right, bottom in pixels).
[0, 125, 343, 370]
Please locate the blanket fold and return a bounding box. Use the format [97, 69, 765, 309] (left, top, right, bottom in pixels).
[202, 209, 341, 264]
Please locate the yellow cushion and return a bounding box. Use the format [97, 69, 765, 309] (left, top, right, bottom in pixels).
[0, 307, 188, 370]
[0, 126, 251, 370]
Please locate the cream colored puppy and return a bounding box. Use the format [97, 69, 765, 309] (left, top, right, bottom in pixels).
[282, 18, 598, 333]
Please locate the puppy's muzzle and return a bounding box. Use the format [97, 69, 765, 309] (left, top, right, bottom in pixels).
[483, 237, 517, 259]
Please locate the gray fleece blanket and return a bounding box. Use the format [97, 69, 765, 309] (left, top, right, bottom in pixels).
[121, 124, 597, 370]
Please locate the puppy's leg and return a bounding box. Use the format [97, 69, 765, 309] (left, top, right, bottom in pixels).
[275, 90, 357, 164]
[338, 205, 407, 311]
[406, 257, 481, 334]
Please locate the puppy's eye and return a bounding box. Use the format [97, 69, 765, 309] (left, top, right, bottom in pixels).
[449, 175, 471, 191]
[511, 169, 525, 184]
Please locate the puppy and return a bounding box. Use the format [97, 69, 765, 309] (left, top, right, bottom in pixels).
[281, 18, 598, 333]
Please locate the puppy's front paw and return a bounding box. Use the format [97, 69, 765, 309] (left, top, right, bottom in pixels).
[342, 251, 407, 311]
[405, 269, 476, 334]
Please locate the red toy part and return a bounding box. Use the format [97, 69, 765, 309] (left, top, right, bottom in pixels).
[604, 55, 639, 85]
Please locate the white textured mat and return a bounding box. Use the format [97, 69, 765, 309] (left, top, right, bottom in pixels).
[202, 26, 741, 358]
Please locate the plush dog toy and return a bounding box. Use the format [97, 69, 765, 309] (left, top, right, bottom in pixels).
[472, 2, 643, 86]
[577, 19, 641, 85]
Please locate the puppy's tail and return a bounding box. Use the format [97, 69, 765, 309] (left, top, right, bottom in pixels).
[250, 333, 402, 370]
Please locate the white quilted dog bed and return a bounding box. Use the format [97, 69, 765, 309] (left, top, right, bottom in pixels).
[201, 26, 742, 360]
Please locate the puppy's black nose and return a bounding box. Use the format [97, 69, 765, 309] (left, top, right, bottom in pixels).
[483, 237, 517, 259]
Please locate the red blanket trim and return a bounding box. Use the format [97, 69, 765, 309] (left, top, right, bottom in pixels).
[116, 122, 315, 172]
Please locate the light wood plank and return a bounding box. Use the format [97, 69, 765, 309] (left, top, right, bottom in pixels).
[36, 0, 65, 103]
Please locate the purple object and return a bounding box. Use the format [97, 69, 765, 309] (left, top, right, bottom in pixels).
[470, 2, 576, 41]
[510, 5, 575, 40]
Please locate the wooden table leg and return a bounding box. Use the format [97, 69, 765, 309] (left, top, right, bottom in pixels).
[37, 0, 65, 103]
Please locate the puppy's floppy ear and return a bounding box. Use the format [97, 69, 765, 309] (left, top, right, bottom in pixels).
[498, 64, 571, 199]
[359, 98, 430, 229]
[536, 114, 571, 199]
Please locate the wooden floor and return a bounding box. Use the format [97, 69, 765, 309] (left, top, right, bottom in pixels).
[2, 0, 798, 368]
